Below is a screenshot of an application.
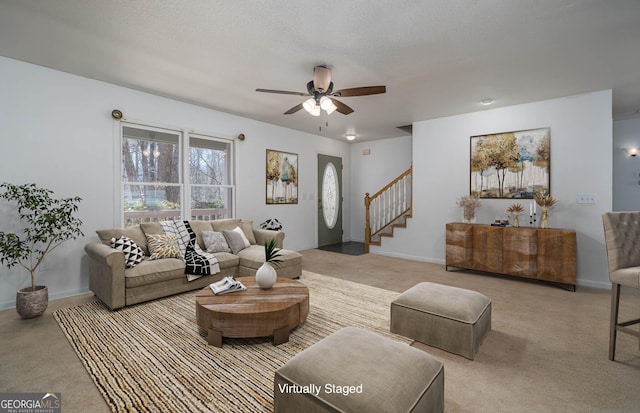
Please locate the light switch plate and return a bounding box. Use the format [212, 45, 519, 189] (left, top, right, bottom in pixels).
[576, 194, 597, 204]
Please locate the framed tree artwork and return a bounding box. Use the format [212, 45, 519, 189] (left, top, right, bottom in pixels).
[266, 149, 298, 204]
[470, 127, 550, 199]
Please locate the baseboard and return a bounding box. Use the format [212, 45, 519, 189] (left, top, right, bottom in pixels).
[370, 250, 445, 265]
[576, 279, 610, 289]
[0, 287, 91, 310]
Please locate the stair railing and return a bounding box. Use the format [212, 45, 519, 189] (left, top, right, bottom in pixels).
[364, 165, 412, 253]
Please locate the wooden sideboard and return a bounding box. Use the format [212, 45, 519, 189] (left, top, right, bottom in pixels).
[445, 223, 576, 290]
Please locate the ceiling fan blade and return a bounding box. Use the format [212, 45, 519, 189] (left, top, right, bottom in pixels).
[333, 86, 386, 97]
[331, 98, 354, 115]
[284, 103, 304, 115]
[255, 88, 309, 96]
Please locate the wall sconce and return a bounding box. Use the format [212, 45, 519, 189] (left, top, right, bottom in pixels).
[627, 147, 639, 157]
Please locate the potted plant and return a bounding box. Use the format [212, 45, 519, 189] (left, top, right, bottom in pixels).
[0, 183, 83, 318]
[255, 238, 282, 289]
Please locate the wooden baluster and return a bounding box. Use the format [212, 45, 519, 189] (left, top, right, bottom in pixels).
[364, 193, 371, 253]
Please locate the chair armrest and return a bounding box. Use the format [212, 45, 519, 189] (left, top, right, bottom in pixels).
[253, 228, 285, 248]
[85, 242, 126, 310]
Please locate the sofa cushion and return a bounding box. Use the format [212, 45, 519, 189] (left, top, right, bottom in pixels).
[146, 233, 181, 260]
[140, 222, 163, 236]
[202, 230, 232, 253]
[237, 245, 302, 270]
[211, 218, 242, 232]
[97, 225, 148, 255]
[239, 219, 257, 245]
[110, 236, 145, 268]
[188, 220, 215, 250]
[124, 258, 186, 288]
[211, 252, 240, 270]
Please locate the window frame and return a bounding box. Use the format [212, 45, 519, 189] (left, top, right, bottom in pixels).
[116, 120, 236, 227]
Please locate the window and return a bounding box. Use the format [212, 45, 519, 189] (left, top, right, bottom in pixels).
[189, 136, 233, 220]
[120, 124, 234, 226]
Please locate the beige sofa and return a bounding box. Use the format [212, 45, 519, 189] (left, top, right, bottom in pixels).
[85, 218, 302, 310]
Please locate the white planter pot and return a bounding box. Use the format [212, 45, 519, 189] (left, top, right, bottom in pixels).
[256, 262, 277, 289]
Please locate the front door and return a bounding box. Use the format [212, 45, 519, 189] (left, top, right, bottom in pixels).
[317, 154, 343, 246]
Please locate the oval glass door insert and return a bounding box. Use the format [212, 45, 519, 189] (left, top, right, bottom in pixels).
[322, 162, 339, 229]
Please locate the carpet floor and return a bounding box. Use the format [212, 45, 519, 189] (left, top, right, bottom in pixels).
[3, 250, 640, 412]
[53, 271, 408, 412]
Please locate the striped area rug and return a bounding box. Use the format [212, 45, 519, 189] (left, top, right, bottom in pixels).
[53, 271, 409, 412]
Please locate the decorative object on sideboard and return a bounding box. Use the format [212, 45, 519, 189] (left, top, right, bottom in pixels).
[0, 183, 83, 318]
[256, 238, 282, 289]
[456, 195, 481, 223]
[534, 192, 558, 229]
[506, 203, 524, 227]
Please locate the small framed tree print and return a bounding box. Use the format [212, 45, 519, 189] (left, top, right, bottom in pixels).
[266, 149, 298, 204]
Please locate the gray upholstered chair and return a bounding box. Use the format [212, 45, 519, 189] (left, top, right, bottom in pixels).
[602, 212, 640, 361]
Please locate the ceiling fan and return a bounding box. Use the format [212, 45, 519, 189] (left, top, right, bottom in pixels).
[255, 65, 386, 116]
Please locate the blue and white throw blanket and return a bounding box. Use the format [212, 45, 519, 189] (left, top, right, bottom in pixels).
[159, 220, 220, 282]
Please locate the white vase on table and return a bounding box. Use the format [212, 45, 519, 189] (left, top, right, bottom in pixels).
[256, 262, 277, 289]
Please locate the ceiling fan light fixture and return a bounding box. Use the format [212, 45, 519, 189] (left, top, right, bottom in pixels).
[319, 96, 332, 110]
[256, 65, 386, 117]
[303, 98, 316, 113]
[310, 105, 321, 117]
[346, 133, 356, 141]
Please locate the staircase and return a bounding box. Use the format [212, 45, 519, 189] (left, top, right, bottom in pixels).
[364, 165, 413, 253]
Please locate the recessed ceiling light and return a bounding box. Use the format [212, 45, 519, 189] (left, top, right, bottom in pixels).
[480, 98, 494, 106]
[346, 134, 356, 141]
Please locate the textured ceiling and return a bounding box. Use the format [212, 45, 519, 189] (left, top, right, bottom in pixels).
[1, 0, 640, 142]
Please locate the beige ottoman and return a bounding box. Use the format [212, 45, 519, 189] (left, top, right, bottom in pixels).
[274, 327, 444, 413]
[391, 282, 491, 360]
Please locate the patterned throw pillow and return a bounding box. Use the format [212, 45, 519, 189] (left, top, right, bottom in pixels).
[145, 233, 181, 260]
[202, 231, 232, 253]
[110, 236, 145, 268]
[260, 218, 283, 231]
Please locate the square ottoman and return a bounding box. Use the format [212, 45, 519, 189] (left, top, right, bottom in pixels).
[274, 327, 444, 413]
[391, 282, 491, 360]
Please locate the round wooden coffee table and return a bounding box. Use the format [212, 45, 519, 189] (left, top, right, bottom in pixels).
[195, 276, 309, 347]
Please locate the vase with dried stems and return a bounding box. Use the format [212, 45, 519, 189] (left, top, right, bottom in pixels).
[457, 195, 481, 223]
[506, 203, 525, 227]
[534, 192, 558, 229]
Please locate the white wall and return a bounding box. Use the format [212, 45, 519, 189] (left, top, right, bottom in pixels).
[372, 91, 613, 288]
[612, 118, 640, 210]
[0, 56, 350, 308]
[349, 136, 412, 242]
